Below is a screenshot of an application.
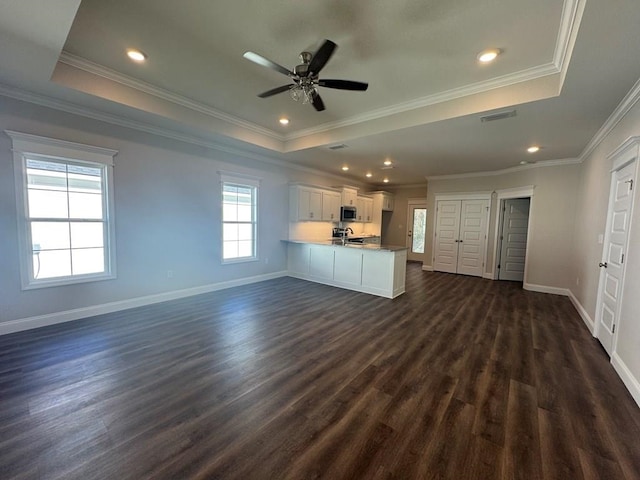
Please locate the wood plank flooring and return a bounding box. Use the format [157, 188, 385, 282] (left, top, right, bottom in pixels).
[1, 263, 639, 479]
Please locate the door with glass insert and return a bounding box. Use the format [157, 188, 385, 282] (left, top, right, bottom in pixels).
[406, 203, 427, 262]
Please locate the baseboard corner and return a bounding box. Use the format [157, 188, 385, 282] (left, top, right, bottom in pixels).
[422, 264, 434, 272]
[523, 282, 570, 296]
[611, 352, 640, 408]
[567, 289, 595, 335]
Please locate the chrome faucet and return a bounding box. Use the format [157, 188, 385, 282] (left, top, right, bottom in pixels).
[345, 227, 353, 236]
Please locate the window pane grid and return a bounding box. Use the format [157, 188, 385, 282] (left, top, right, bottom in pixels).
[222, 181, 257, 261]
[25, 157, 108, 281]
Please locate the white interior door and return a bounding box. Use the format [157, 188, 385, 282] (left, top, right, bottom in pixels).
[456, 200, 489, 277]
[597, 160, 636, 355]
[406, 203, 427, 262]
[433, 200, 460, 273]
[498, 198, 530, 281]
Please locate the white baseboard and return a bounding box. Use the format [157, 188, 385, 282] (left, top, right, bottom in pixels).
[611, 352, 640, 408]
[567, 289, 595, 335]
[0, 271, 288, 336]
[483, 271, 495, 280]
[422, 264, 434, 272]
[523, 282, 570, 296]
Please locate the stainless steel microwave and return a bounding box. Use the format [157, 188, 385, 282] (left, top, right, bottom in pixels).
[341, 206, 357, 222]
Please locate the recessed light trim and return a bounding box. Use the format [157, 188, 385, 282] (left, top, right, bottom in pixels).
[383, 178, 390, 183]
[527, 146, 540, 153]
[365, 172, 373, 178]
[477, 48, 501, 63]
[126, 48, 147, 62]
[383, 159, 393, 166]
[341, 166, 349, 171]
[279, 117, 289, 125]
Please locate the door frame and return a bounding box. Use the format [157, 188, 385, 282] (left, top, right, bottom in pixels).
[593, 137, 639, 350]
[490, 186, 535, 282]
[433, 192, 492, 275]
[406, 198, 427, 262]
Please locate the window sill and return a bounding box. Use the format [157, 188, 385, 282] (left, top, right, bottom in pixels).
[222, 257, 259, 265]
[22, 272, 116, 290]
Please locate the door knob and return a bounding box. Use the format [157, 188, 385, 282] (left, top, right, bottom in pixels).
[599, 262, 608, 268]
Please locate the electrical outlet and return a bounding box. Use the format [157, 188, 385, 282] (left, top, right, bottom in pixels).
[167, 270, 173, 278]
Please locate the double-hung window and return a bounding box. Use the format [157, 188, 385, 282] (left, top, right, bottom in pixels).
[7, 131, 117, 289]
[220, 172, 259, 263]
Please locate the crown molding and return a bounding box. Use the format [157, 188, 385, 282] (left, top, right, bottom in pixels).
[425, 157, 581, 181]
[285, 63, 560, 142]
[553, 0, 586, 71]
[579, 77, 640, 162]
[58, 52, 285, 143]
[0, 83, 354, 185]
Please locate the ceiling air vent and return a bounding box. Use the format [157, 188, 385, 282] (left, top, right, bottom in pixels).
[480, 110, 517, 123]
[328, 144, 348, 150]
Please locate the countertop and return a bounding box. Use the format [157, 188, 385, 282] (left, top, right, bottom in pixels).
[283, 239, 408, 252]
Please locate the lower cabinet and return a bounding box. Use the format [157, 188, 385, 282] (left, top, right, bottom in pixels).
[287, 242, 407, 298]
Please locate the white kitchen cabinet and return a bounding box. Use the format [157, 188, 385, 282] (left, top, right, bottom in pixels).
[341, 187, 358, 207]
[381, 193, 394, 211]
[285, 241, 407, 298]
[356, 196, 374, 222]
[322, 190, 341, 222]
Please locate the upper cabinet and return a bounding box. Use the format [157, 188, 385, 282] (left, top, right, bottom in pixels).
[322, 190, 341, 222]
[370, 191, 395, 212]
[290, 184, 341, 222]
[340, 187, 358, 207]
[356, 195, 373, 222]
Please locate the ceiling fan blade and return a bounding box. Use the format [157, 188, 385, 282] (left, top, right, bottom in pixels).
[311, 91, 325, 111]
[318, 79, 369, 91]
[258, 84, 294, 98]
[308, 40, 337, 76]
[243, 51, 294, 77]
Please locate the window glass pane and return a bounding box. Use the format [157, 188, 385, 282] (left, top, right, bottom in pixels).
[412, 208, 427, 254]
[34, 250, 71, 279]
[68, 171, 102, 193]
[223, 204, 237, 221]
[70, 222, 104, 248]
[237, 205, 252, 222]
[238, 240, 253, 258]
[223, 223, 239, 241]
[72, 248, 105, 275]
[223, 241, 238, 259]
[28, 189, 69, 218]
[236, 188, 253, 204]
[27, 160, 67, 191]
[238, 223, 253, 241]
[69, 192, 103, 219]
[31, 222, 70, 251]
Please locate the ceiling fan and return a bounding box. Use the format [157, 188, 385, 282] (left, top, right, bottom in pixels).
[243, 39, 368, 112]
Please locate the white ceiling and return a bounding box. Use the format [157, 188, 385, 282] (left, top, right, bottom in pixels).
[1, 0, 640, 185]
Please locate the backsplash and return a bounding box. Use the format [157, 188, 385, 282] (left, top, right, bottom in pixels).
[289, 221, 379, 241]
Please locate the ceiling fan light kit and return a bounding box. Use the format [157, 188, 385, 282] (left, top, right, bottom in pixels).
[243, 39, 368, 112]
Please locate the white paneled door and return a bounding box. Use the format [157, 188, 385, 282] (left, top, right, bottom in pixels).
[498, 198, 530, 282]
[597, 160, 636, 355]
[434, 198, 489, 277]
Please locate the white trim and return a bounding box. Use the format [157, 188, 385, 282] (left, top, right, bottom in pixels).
[568, 289, 595, 335]
[483, 272, 495, 280]
[425, 158, 580, 181]
[579, 78, 640, 162]
[219, 171, 262, 188]
[422, 264, 434, 272]
[0, 271, 288, 336]
[0, 83, 361, 187]
[553, 0, 586, 86]
[58, 52, 283, 142]
[523, 283, 570, 296]
[434, 192, 492, 202]
[607, 136, 640, 169]
[611, 353, 640, 408]
[491, 186, 535, 281]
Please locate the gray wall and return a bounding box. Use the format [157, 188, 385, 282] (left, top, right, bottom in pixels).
[380, 187, 428, 247]
[0, 95, 345, 324]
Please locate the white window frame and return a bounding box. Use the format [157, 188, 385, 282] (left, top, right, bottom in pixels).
[6, 131, 118, 290]
[219, 171, 260, 264]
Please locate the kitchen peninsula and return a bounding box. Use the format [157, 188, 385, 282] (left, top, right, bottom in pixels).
[284, 240, 407, 298]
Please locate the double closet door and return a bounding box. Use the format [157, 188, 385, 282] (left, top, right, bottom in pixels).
[433, 198, 489, 277]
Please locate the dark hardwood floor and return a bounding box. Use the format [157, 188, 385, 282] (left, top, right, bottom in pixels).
[1, 263, 639, 479]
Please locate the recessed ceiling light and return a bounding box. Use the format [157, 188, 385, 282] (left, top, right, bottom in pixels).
[342, 166, 349, 171]
[383, 159, 393, 166]
[279, 117, 289, 125]
[126, 48, 147, 62]
[527, 146, 540, 153]
[365, 172, 373, 178]
[520, 160, 529, 165]
[477, 48, 501, 63]
[383, 178, 390, 183]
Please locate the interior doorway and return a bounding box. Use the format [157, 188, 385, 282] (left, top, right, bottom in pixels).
[406, 202, 427, 262]
[496, 197, 531, 282]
